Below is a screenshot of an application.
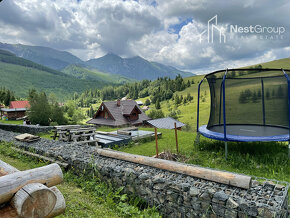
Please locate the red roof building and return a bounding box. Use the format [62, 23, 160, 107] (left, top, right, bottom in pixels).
[9, 101, 30, 109]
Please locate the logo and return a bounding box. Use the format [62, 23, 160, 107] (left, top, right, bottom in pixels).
[199, 15, 285, 43]
[199, 15, 226, 43]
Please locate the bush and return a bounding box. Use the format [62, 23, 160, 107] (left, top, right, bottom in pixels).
[148, 109, 164, 119]
[155, 99, 161, 109]
[144, 99, 150, 106]
[168, 111, 178, 119]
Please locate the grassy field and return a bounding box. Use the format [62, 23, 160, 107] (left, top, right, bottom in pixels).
[145, 70, 290, 130]
[0, 142, 160, 218]
[118, 128, 290, 183]
[0, 119, 23, 125]
[38, 126, 289, 183]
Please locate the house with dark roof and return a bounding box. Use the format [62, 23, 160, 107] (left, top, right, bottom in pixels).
[87, 100, 150, 127]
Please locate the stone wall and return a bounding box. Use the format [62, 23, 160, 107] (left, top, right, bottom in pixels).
[0, 123, 53, 134]
[0, 129, 288, 217]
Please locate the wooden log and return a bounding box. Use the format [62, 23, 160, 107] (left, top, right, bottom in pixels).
[0, 163, 63, 204]
[96, 149, 252, 189]
[0, 160, 66, 218]
[46, 186, 66, 218]
[11, 183, 56, 218]
[0, 159, 18, 176]
[117, 130, 131, 135]
[11, 147, 68, 168]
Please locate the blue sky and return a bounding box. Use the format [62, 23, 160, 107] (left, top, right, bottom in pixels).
[0, 0, 289, 74]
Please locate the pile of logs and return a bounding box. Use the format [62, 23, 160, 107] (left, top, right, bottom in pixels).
[52, 125, 98, 146]
[0, 160, 66, 217]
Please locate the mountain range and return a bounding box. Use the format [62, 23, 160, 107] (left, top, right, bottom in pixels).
[0, 42, 193, 80]
[0, 49, 108, 99]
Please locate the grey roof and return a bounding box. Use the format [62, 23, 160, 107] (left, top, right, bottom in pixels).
[121, 104, 139, 115]
[1, 108, 27, 112]
[146, 117, 185, 129]
[87, 100, 150, 126]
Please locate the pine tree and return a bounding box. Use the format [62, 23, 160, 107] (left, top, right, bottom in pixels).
[51, 103, 66, 125]
[155, 99, 161, 109]
[145, 99, 151, 106]
[175, 95, 179, 106]
[28, 92, 51, 126]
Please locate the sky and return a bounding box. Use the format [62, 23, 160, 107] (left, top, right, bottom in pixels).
[0, 0, 289, 74]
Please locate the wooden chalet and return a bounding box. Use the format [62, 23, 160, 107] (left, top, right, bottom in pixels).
[87, 100, 150, 127]
[1, 101, 30, 120]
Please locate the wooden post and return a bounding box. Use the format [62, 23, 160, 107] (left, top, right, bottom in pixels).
[155, 127, 158, 158]
[174, 122, 179, 153]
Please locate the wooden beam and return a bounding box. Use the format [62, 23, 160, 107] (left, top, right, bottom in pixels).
[11, 147, 68, 168]
[0, 163, 63, 204]
[174, 122, 179, 153]
[96, 149, 252, 189]
[154, 127, 158, 158]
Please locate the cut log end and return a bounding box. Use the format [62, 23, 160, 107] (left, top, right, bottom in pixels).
[46, 186, 66, 218]
[11, 183, 57, 218]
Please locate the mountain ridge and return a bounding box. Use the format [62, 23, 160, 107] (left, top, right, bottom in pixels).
[0, 42, 193, 80]
[0, 49, 122, 99]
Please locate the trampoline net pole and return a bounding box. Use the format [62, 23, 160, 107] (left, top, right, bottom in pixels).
[196, 78, 205, 133]
[194, 132, 200, 148]
[261, 78, 266, 125]
[222, 69, 228, 141]
[225, 141, 228, 160]
[282, 69, 290, 158]
[196, 79, 204, 148]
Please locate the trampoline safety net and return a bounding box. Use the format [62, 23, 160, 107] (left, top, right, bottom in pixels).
[205, 69, 290, 132]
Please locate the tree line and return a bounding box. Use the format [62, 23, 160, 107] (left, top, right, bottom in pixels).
[0, 87, 16, 106]
[28, 90, 85, 126]
[73, 75, 193, 108]
[239, 85, 285, 104]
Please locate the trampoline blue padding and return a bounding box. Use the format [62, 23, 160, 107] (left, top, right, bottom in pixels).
[199, 125, 290, 142]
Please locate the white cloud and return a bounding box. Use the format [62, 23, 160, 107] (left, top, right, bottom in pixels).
[0, 0, 289, 73]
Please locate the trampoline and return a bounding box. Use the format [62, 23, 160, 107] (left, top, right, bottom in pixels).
[196, 68, 290, 158]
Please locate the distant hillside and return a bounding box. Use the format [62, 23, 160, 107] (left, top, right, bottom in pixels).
[62, 65, 134, 84]
[249, 57, 290, 69]
[0, 42, 193, 80]
[0, 42, 83, 70]
[86, 53, 193, 80]
[0, 49, 109, 100]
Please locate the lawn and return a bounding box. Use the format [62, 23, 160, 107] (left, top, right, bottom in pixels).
[0, 142, 160, 218]
[118, 128, 289, 183]
[0, 119, 23, 125]
[37, 126, 290, 183]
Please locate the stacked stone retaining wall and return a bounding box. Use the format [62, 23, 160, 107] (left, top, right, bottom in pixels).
[0, 123, 53, 134]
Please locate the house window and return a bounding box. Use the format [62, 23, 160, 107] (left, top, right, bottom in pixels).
[104, 111, 108, 119]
